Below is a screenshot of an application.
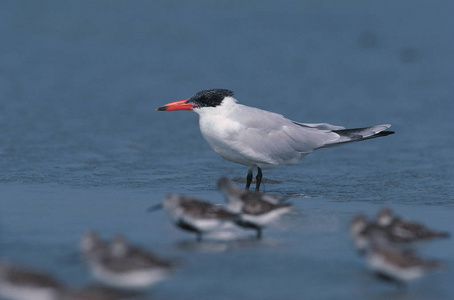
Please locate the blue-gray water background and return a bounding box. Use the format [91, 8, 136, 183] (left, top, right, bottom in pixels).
[1, 1, 453, 299]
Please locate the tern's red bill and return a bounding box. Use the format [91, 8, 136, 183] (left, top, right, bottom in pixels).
[156, 99, 196, 111]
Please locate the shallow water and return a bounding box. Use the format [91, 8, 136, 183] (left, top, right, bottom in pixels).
[1, 1, 453, 299]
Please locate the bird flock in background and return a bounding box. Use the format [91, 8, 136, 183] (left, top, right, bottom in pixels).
[148, 177, 292, 241]
[2, 89, 451, 299]
[349, 207, 449, 285]
[0, 178, 450, 300]
[0, 177, 294, 300]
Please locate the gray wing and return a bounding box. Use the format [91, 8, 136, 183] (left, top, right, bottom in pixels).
[222, 105, 341, 166]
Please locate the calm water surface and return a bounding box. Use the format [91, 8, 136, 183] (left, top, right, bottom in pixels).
[1, 1, 453, 299]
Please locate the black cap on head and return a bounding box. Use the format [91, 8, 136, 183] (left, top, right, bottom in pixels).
[187, 89, 234, 108]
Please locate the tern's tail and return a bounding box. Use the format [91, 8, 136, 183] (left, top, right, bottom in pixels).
[320, 124, 394, 149]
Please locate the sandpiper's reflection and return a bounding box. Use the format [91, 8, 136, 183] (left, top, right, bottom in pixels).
[174, 235, 281, 253]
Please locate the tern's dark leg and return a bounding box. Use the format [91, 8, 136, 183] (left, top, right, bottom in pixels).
[196, 232, 202, 242]
[255, 168, 263, 191]
[245, 169, 253, 190]
[256, 228, 262, 239]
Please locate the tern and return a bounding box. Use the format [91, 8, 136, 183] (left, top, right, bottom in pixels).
[157, 89, 394, 190]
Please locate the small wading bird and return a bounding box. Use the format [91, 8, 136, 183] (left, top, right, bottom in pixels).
[366, 238, 443, 285]
[350, 212, 450, 254]
[0, 260, 63, 300]
[148, 194, 240, 241]
[157, 89, 394, 191]
[80, 231, 175, 290]
[349, 211, 447, 286]
[217, 177, 292, 239]
[376, 207, 450, 244]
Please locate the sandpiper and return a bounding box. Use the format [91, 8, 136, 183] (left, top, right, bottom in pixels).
[350, 210, 450, 253]
[80, 230, 108, 263]
[349, 214, 376, 254]
[350, 213, 444, 285]
[0, 260, 63, 300]
[217, 177, 292, 239]
[80, 231, 174, 290]
[365, 234, 443, 284]
[149, 194, 240, 241]
[376, 207, 450, 245]
[349, 214, 400, 254]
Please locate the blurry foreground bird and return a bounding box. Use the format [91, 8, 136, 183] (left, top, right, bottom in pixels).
[148, 194, 240, 241]
[0, 260, 63, 300]
[376, 207, 450, 245]
[349, 210, 446, 286]
[218, 177, 292, 238]
[80, 231, 175, 290]
[364, 229, 443, 285]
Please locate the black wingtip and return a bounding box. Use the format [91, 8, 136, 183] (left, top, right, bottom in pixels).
[378, 130, 395, 137]
[156, 106, 168, 111]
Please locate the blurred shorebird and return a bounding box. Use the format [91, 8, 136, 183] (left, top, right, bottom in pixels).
[364, 231, 443, 285]
[148, 194, 240, 241]
[349, 214, 377, 254]
[0, 260, 63, 300]
[80, 231, 174, 290]
[80, 231, 108, 263]
[217, 177, 292, 239]
[349, 211, 445, 286]
[156, 88, 394, 191]
[376, 207, 450, 245]
[350, 209, 450, 254]
[348, 214, 402, 254]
